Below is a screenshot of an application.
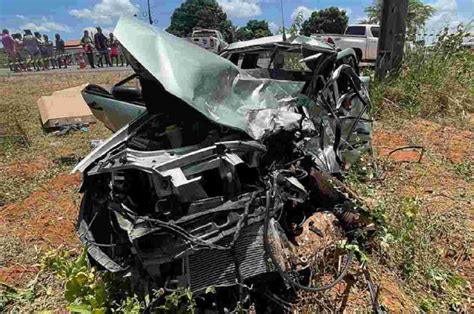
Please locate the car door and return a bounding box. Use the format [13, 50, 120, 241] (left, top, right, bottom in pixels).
[367, 26, 380, 61]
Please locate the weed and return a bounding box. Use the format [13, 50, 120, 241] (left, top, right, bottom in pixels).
[0, 279, 38, 311]
[155, 287, 196, 313]
[452, 161, 472, 181]
[371, 25, 473, 125]
[41, 249, 110, 312]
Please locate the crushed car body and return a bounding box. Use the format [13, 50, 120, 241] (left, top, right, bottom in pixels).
[74, 17, 374, 310]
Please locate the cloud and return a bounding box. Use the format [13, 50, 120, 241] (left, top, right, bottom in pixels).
[291, 6, 315, 21]
[218, 0, 262, 18]
[15, 15, 26, 20]
[426, 0, 469, 32]
[20, 17, 71, 33]
[269, 21, 279, 34]
[69, 0, 139, 25]
[339, 7, 352, 17]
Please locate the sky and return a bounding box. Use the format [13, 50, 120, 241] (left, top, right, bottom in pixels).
[0, 0, 472, 43]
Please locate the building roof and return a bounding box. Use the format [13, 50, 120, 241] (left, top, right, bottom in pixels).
[64, 40, 81, 48]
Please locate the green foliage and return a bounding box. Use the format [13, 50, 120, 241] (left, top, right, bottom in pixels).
[235, 20, 272, 41]
[364, 0, 435, 38]
[301, 7, 349, 36]
[112, 295, 143, 313]
[276, 11, 304, 37]
[166, 0, 234, 42]
[452, 161, 472, 181]
[41, 249, 200, 313]
[371, 25, 474, 120]
[0, 279, 38, 311]
[41, 249, 109, 313]
[377, 196, 469, 308]
[155, 287, 196, 313]
[343, 154, 470, 310]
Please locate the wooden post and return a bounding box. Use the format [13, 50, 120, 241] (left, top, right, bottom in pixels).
[375, 0, 409, 79]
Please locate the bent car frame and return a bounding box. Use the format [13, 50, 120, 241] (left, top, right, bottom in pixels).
[74, 17, 374, 311]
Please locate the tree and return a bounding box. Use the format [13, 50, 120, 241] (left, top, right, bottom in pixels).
[301, 7, 349, 36]
[166, 0, 234, 42]
[364, 0, 435, 37]
[235, 20, 272, 41]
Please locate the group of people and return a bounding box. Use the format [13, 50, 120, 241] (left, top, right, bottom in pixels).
[1, 26, 127, 72]
[80, 27, 126, 69]
[2, 29, 68, 72]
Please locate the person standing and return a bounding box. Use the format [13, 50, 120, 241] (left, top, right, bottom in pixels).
[1, 29, 18, 71]
[34, 31, 48, 69]
[108, 32, 120, 67]
[23, 29, 42, 71]
[54, 33, 67, 69]
[80, 30, 95, 68]
[43, 34, 56, 69]
[12, 33, 28, 71]
[94, 27, 111, 67]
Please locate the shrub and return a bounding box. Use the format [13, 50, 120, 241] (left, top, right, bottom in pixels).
[371, 25, 473, 122]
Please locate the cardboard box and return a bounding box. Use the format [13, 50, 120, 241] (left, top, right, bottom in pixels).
[37, 84, 95, 129]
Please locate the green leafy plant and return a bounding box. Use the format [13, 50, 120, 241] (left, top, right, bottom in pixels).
[0, 279, 38, 311]
[41, 249, 109, 313]
[155, 287, 196, 313]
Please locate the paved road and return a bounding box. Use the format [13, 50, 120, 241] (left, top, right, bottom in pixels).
[0, 65, 133, 77]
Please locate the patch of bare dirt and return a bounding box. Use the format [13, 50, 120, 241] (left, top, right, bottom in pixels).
[0, 157, 52, 180]
[0, 264, 39, 287]
[372, 118, 473, 309]
[374, 118, 474, 164]
[0, 174, 81, 248]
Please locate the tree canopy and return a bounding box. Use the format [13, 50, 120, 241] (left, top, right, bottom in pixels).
[301, 7, 349, 36]
[235, 20, 273, 41]
[166, 0, 234, 42]
[364, 0, 435, 37]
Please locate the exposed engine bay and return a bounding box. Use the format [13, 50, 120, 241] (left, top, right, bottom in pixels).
[75, 17, 375, 311]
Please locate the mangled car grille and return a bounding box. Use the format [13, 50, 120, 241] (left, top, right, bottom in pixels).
[75, 17, 374, 309]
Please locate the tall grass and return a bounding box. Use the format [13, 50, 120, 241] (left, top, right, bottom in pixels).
[371, 26, 473, 124]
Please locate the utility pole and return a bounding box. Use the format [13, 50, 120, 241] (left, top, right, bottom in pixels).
[147, 0, 153, 25]
[280, 0, 286, 41]
[375, 0, 409, 79]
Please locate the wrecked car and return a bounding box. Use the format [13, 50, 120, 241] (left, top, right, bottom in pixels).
[75, 17, 373, 311]
[219, 34, 360, 81]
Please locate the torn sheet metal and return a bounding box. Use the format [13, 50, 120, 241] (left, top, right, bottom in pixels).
[114, 17, 305, 140]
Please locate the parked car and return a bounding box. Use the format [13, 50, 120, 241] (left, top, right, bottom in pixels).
[313, 24, 380, 62]
[190, 28, 228, 53]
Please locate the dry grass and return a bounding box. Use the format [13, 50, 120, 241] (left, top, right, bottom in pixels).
[0, 71, 129, 311]
[0, 72, 133, 205]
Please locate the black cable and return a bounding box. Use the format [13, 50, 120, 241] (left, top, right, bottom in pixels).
[387, 145, 424, 163]
[263, 189, 354, 293]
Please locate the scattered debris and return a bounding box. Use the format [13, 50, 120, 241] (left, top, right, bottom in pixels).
[90, 140, 105, 149]
[37, 84, 95, 130]
[74, 17, 376, 311]
[50, 124, 89, 136]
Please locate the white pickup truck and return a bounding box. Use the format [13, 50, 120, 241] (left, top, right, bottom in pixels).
[313, 24, 380, 62]
[190, 29, 228, 54]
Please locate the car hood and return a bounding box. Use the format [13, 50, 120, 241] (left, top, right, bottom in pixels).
[114, 17, 308, 140]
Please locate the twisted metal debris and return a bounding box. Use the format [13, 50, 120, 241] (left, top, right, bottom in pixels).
[74, 17, 375, 311]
